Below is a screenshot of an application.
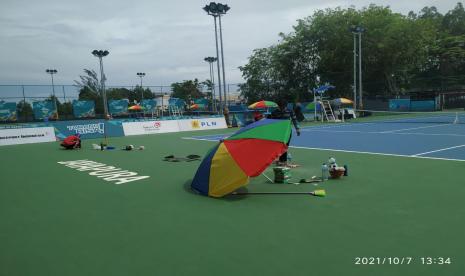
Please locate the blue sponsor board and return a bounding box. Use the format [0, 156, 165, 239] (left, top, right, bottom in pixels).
[141, 99, 157, 112]
[52, 119, 125, 140]
[109, 99, 129, 116]
[33, 100, 57, 120]
[389, 99, 411, 111]
[410, 100, 435, 111]
[73, 100, 95, 118]
[0, 101, 17, 121]
[169, 98, 185, 107]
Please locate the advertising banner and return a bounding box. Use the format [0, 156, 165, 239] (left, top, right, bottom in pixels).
[33, 101, 57, 120]
[0, 101, 17, 121]
[0, 127, 56, 146]
[109, 99, 129, 116]
[52, 119, 125, 140]
[389, 99, 411, 111]
[140, 99, 157, 112]
[122, 120, 180, 136]
[410, 100, 435, 111]
[177, 117, 227, 132]
[73, 100, 95, 118]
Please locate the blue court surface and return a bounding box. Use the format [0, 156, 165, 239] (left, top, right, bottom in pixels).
[185, 121, 465, 162]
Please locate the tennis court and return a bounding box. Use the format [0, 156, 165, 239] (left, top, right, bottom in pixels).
[1, 118, 464, 276]
[190, 111, 465, 161]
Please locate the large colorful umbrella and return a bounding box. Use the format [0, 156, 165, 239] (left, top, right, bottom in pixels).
[248, 100, 278, 109]
[191, 119, 291, 197]
[331, 98, 353, 105]
[128, 105, 144, 111]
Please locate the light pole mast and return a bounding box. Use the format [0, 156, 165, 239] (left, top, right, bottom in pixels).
[92, 50, 110, 119]
[137, 72, 146, 103]
[203, 2, 230, 111]
[204, 57, 218, 112]
[217, 3, 230, 106]
[46, 69, 58, 119]
[349, 25, 364, 110]
[358, 28, 364, 109]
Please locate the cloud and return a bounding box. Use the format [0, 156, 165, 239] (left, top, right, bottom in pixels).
[0, 0, 461, 87]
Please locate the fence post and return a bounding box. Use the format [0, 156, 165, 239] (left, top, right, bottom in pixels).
[22, 85, 26, 122]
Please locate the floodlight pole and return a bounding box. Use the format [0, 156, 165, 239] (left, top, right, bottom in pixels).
[137, 72, 146, 103]
[213, 16, 223, 110]
[204, 57, 218, 112]
[204, 3, 230, 112]
[350, 25, 364, 110]
[358, 30, 363, 109]
[352, 32, 357, 110]
[46, 69, 58, 119]
[92, 50, 110, 119]
[218, 14, 227, 107]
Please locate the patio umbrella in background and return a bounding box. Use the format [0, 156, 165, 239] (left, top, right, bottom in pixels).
[128, 105, 144, 111]
[190, 103, 206, 110]
[248, 100, 278, 109]
[331, 98, 353, 105]
[191, 119, 292, 197]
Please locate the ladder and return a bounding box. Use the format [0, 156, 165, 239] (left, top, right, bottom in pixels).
[169, 105, 183, 118]
[320, 100, 338, 122]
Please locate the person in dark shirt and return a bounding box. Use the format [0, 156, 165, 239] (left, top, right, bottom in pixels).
[294, 103, 305, 122]
[270, 99, 300, 166]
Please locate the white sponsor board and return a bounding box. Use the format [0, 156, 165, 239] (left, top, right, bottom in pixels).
[177, 117, 227, 132]
[0, 127, 56, 146]
[122, 120, 180, 136]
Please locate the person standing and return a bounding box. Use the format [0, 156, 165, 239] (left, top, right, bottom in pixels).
[269, 99, 301, 166]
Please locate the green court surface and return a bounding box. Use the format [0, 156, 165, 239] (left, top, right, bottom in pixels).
[1, 129, 464, 276]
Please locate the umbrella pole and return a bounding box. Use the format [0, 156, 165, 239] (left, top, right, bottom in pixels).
[232, 190, 326, 197]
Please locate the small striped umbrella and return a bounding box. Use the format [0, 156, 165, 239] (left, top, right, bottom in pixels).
[190, 104, 206, 110]
[332, 98, 353, 105]
[248, 100, 278, 109]
[128, 105, 144, 111]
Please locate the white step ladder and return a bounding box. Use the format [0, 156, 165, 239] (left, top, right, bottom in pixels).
[169, 105, 183, 118]
[319, 100, 339, 122]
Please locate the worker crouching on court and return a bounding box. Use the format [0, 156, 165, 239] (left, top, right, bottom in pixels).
[269, 99, 301, 167]
[61, 133, 82, 150]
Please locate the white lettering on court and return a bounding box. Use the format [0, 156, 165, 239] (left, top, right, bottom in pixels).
[57, 160, 150, 184]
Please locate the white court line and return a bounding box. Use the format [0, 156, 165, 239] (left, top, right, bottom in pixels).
[380, 123, 453, 133]
[302, 128, 465, 137]
[184, 136, 465, 162]
[290, 146, 465, 162]
[412, 144, 465, 156]
[182, 137, 222, 142]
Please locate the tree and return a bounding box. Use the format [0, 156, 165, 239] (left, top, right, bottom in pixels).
[74, 69, 103, 114]
[16, 100, 33, 121]
[171, 79, 205, 102]
[239, 4, 462, 104]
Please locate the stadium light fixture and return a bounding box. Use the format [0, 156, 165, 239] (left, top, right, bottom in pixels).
[92, 49, 110, 119]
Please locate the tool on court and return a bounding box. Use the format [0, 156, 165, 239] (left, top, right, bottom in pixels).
[164, 154, 201, 162]
[232, 189, 326, 197]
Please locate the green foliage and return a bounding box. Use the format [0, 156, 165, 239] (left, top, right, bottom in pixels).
[16, 100, 33, 121]
[74, 69, 155, 114]
[171, 79, 205, 102]
[240, 2, 465, 104]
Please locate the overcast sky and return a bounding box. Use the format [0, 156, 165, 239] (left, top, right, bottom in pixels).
[0, 0, 460, 86]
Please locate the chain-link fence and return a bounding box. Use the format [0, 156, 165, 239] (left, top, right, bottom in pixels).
[0, 83, 242, 123]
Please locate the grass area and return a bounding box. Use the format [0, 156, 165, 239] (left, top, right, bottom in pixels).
[0, 128, 464, 276]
